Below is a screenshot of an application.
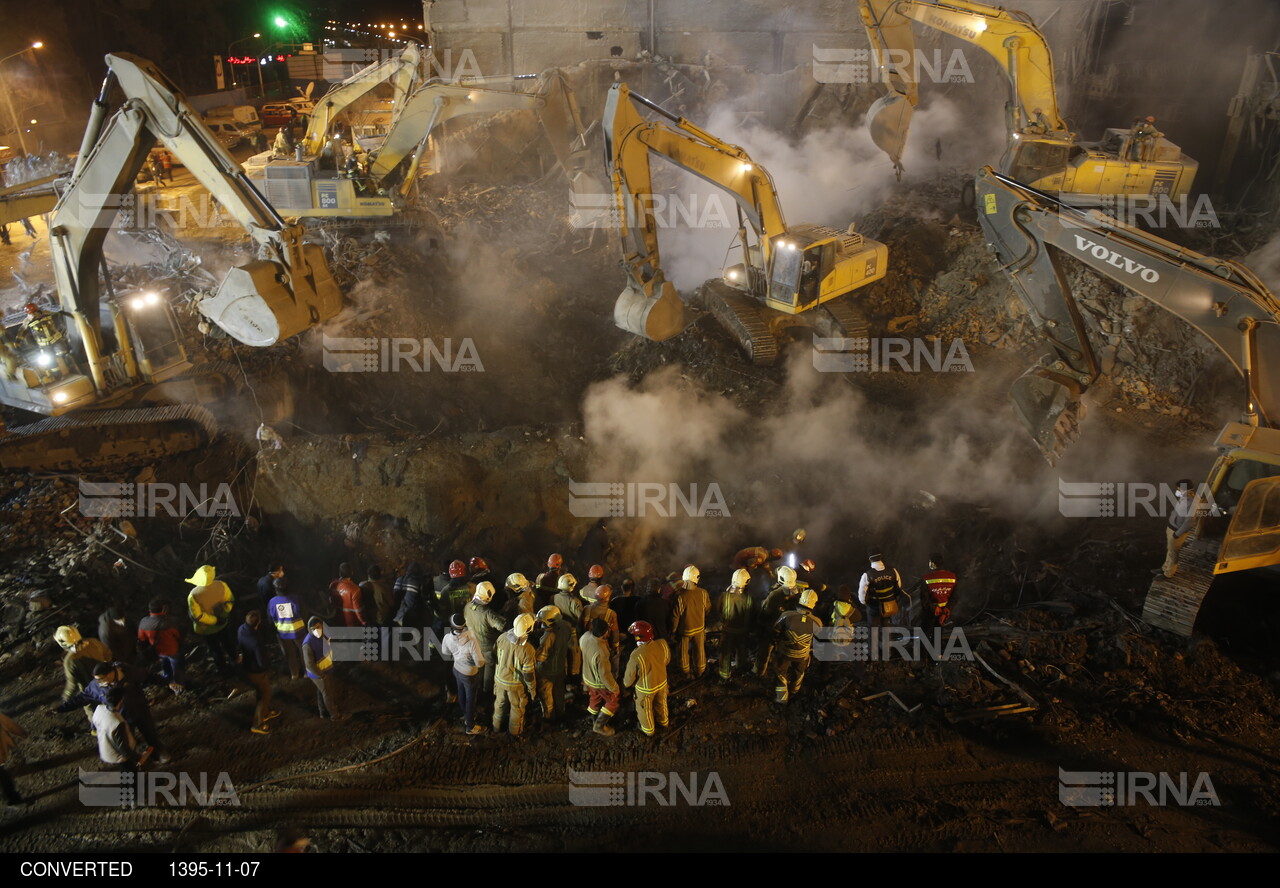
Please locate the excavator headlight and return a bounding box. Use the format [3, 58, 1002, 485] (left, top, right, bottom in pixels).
[52, 391, 68, 404]
[740, 162, 753, 174]
[144, 291, 160, 305]
[36, 350, 52, 368]
[726, 269, 739, 281]
[130, 296, 145, 310]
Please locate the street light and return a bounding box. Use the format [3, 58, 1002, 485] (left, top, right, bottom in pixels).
[0, 41, 44, 155]
[227, 33, 262, 89]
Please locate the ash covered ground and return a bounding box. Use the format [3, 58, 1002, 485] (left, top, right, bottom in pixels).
[1, 70, 1278, 854]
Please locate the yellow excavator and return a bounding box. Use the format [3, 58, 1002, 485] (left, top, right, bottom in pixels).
[604, 82, 888, 364]
[297, 44, 423, 157]
[976, 167, 1280, 637]
[250, 69, 594, 220]
[858, 0, 1199, 202]
[0, 53, 341, 471]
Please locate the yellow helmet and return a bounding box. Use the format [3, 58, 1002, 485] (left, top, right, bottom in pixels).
[54, 625, 82, 650]
[474, 581, 495, 604]
[537, 605, 561, 623]
[506, 572, 530, 592]
[682, 565, 700, 585]
[731, 568, 751, 588]
[557, 573, 577, 592]
[513, 613, 535, 637]
[777, 566, 797, 588]
[799, 589, 818, 609]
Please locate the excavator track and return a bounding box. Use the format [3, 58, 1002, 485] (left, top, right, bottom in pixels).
[1141, 538, 1218, 637]
[0, 404, 219, 473]
[702, 282, 778, 366]
[812, 297, 871, 340]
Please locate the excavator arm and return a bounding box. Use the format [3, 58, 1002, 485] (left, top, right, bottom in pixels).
[603, 82, 789, 340]
[858, 0, 1067, 170]
[975, 166, 1280, 462]
[366, 71, 593, 200]
[53, 53, 340, 354]
[300, 45, 422, 155]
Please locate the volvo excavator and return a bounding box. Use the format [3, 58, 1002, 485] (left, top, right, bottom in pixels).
[604, 82, 888, 364]
[249, 68, 594, 221]
[976, 166, 1280, 638]
[858, 0, 1198, 202]
[0, 53, 341, 471]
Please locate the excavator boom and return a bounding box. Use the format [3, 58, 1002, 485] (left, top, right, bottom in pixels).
[301, 45, 422, 155]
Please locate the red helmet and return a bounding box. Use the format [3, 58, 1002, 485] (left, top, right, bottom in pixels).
[770, 548, 784, 561]
[628, 620, 654, 643]
[800, 558, 816, 573]
[25, 302, 40, 315]
[448, 559, 467, 579]
[469, 556, 488, 573]
[588, 564, 604, 579]
[547, 553, 563, 569]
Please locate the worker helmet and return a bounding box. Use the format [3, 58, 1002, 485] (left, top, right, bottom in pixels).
[588, 564, 605, 580]
[54, 625, 82, 650]
[24, 302, 40, 315]
[730, 568, 751, 589]
[1145, 115, 1156, 123]
[448, 560, 467, 579]
[929, 553, 945, 570]
[800, 558, 816, 573]
[474, 581, 495, 604]
[835, 600, 853, 618]
[770, 548, 784, 561]
[681, 565, 700, 585]
[507, 572, 531, 592]
[777, 566, 797, 588]
[536, 605, 560, 623]
[628, 620, 654, 643]
[793, 529, 806, 543]
[513, 613, 535, 637]
[469, 556, 489, 573]
[596, 584, 613, 603]
[799, 589, 818, 610]
[557, 573, 577, 592]
[547, 553, 563, 569]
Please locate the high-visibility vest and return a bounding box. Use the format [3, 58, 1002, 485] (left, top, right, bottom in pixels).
[303, 633, 332, 679]
[867, 568, 900, 605]
[270, 596, 305, 639]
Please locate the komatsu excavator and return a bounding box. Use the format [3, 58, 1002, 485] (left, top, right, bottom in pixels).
[976, 166, 1280, 637]
[858, 0, 1198, 202]
[604, 82, 888, 364]
[250, 69, 594, 220]
[0, 53, 341, 471]
[297, 44, 423, 157]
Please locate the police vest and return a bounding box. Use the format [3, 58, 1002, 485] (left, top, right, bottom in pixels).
[270, 597, 305, 639]
[303, 633, 333, 679]
[867, 568, 900, 604]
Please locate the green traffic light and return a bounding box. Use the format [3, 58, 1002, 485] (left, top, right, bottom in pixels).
[274, 16, 288, 27]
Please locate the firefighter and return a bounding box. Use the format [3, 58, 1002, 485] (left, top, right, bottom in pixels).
[624, 621, 669, 738]
[829, 585, 860, 646]
[468, 556, 497, 592]
[302, 617, 343, 720]
[493, 613, 537, 737]
[553, 572, 584, 683]
[580, 564, 606, 603]
[758, 565, 800, 670]
[858, 550, 905, 629]
[717, 568, 754, 682]
[267, 577, 305, 681]
[502, 572, 536, 627]
[534, 554, 564, 610]
[535, 605, 573, 724]
[55, 625, 111, 733]
[437, 560, 475, 621]
[581, 583, 621, 677]
[772, 589, 822, 704]
[1131, 115, 1160, 161]
[329, 562, 366, 627]
[21, 301, 69, 353]
[921, 555, 957, 630]
[670, 564, 711, 679]
[581, 618, 620, 736]
[186, 565, 236, 676]
[464, 581, 507, 695]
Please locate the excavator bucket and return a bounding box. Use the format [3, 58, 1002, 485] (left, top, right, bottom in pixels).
[867, 93, 913, 175]
[614, 279, 684, 342]
[199, 244, 343, 347]
[1009, 367, 1085, 465]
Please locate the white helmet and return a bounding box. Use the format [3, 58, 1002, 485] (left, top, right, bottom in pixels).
[513, 613, 535, 637]
[799, 589, 818, 609]
[54, 625, 82, 650]
[777, 565, 797, 588]
[682, 565, 700, 585]
[557, 573, 578, 592]
[506, 572, 531, 592]
[474, 581, 495, 604]
[731, 568, 751, 589]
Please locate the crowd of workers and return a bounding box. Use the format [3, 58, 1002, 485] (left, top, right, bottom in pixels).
[0, 530, 958, 801]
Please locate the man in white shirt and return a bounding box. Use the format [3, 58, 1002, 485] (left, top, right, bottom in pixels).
[441, 614, 487, 735]
[92, 688, 151, 770]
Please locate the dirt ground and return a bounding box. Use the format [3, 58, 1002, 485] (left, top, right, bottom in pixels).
[2, 140, 1279, 853]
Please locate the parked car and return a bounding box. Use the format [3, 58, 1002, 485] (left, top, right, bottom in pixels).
[262, 102, 306, 129]
[204, 120, 246, 149]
